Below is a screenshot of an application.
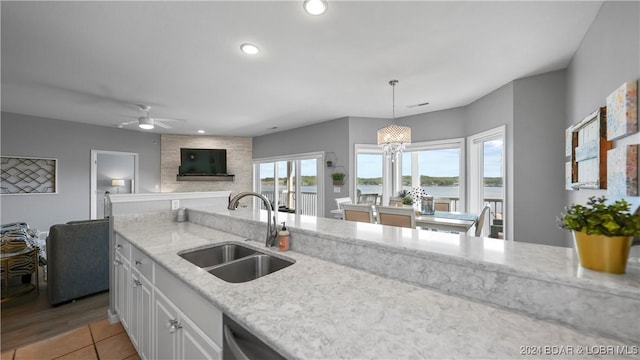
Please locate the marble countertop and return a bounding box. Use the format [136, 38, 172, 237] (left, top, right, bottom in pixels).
[189, 207, 640, 298]
[114, 213, 634, 359]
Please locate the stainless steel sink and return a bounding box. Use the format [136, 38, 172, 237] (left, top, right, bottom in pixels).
[208, 254, 294, 283]
[178, 243, 258, 269]
[179, 243, 294, 283]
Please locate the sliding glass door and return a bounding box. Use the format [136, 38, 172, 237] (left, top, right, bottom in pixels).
[254, 153, 323, 217]
[468, 126, 506, 238]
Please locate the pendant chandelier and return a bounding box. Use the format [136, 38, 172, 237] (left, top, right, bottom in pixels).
[377, 80, 411, 159]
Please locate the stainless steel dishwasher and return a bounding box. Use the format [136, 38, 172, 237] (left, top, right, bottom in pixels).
[223, 315, 287, 360]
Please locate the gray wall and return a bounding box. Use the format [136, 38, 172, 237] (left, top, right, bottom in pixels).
[252, 117, 350, 218]
[399, 107, 467, 142]
[513, 70, 567, 246]
[1, 112, 161, 231]
[465, 82, 515, 136]
[566, 1, 640, 246]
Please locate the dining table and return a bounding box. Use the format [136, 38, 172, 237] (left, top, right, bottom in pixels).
[415, 211, 478, 233]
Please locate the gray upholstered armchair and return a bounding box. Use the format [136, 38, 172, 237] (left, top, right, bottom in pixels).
[46, 219, 109, 305]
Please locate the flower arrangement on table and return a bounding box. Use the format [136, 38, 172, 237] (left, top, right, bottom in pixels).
[406, 187, 429, 205]
[397, 190, 413, 205]
[402, 187, 434, 215]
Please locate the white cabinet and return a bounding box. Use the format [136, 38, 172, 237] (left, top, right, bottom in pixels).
[154, 289, 221, 360]
[115, 235, 153, 360]
[181, 310, 221, 360]
[130, 245, 154, 360]
[114, 233, 222, 360]
[114, 242, 131, 331]
[131, 268, 153, 359]
[154, 290, 179, 359]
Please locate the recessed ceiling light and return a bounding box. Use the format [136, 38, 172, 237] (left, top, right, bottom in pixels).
[197, 130, 205, 134]
[240, 43, 259, 55]
[303, 0, 328, 15]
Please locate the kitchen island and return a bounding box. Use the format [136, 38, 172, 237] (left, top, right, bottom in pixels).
[112, 206, 639, 359]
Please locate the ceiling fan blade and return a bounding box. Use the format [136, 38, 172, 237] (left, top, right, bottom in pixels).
[153, 117, 184, 123]
[154, 121, 173, 129]
[118, 120, 138, 126]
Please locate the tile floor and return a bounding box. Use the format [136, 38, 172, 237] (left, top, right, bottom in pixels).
[1, 318, 139, 360]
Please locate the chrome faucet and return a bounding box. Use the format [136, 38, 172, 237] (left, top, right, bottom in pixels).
[227, 192, 278, 247]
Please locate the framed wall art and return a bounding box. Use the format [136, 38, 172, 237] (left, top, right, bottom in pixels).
[1, 156, 58, 194]
[565, 161, 573, 191]
[607, 144, 638, 196]
[568, 107, 612, 189]
[606, 80, 638, 141]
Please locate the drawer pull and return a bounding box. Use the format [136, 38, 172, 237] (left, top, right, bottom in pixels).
[167, 319, 182, 334]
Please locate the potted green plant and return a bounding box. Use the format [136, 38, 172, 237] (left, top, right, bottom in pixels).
[401, 196, 413, 205]
[331, 172, 346, 186]
[558, 196, 640, 274]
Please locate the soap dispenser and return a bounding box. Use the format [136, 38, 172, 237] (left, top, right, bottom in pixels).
[278, 222, 289, 251]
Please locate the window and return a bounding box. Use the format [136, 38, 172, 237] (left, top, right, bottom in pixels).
[401, 139, 465, 211]
[354, 145, 389, 205]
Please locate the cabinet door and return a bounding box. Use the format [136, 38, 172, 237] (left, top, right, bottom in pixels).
[154, 291, 179, 360]
[138, 271, 154, 360]
[114, 252, 131, 330]
[130, 272, 141, 349]
[180, 314, 222, 360]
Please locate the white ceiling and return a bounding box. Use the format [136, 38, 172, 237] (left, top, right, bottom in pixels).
[1, 1, 602, 136]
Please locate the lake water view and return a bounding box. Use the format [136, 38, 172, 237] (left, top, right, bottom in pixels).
[359, 185, 503, 199]
[262, 184, 503, 199]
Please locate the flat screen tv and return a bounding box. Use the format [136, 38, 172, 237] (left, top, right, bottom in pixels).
[179, 148, 227, 176]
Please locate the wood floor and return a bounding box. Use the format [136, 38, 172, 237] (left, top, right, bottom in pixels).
[1, 268, 110, 352]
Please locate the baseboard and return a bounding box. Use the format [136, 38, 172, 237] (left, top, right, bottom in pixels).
[107, 309, 120, 324]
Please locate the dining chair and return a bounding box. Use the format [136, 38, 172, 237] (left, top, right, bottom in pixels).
[333, 197, 353, 219]
[376, 206, 416, 229]
[475, 205, 492, 237]
[388, 197, 403, 207]
[342, 204, 375, 223]
[357, 193, 379, 205]
[335, 197, 352, 210]
[434, 197, 451, 212]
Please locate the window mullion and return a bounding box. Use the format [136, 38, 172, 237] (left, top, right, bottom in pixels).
[411, 151, 420, 189]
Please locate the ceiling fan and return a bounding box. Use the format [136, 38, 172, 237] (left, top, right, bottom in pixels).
[117, 105, 182, 130]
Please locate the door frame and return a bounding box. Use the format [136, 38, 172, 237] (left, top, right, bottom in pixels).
[90, 150, 140, 219]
